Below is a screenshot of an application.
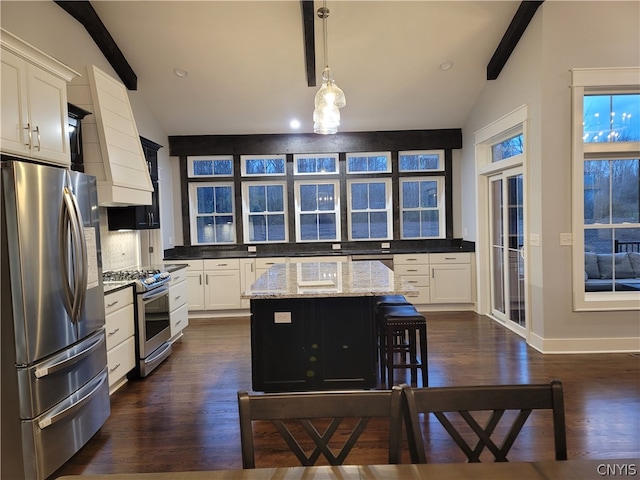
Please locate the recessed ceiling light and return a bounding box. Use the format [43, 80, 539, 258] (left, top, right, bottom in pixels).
[439, 61, 454, 71]
[173, 68, 188, 78]
[290, 119, 301, 129]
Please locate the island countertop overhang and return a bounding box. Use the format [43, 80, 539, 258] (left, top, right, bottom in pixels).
[242, 260, 418, 299]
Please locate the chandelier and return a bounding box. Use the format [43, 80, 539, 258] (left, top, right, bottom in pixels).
[313, 1, 346, 135]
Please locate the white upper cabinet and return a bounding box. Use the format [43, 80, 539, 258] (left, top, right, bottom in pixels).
[68, 65, 152, 206]
[1, 29, 78, 167]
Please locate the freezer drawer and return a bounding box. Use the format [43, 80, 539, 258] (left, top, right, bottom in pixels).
[20, 368, 110, 480]
[17, 329, 107, 419]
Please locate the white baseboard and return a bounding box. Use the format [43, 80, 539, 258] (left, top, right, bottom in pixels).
[529, 332, 640, 354]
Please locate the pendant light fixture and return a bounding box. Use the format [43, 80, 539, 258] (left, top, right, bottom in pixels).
[313, 1, 346, 135]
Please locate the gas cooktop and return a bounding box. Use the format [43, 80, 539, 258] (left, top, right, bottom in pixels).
[103, 267, 171, 292]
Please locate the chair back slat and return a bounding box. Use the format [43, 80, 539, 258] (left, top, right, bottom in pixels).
[401, 380, 567, 463]
[238, 387, 403, 468]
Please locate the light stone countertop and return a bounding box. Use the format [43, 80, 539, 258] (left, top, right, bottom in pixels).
[243, 260, 418, 299]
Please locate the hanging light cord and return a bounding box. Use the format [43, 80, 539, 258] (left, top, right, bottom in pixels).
[319, 1, 330, 71]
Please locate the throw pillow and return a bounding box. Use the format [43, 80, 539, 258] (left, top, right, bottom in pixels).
[597, 252, 634, 279]
[584, 252, 600, 279]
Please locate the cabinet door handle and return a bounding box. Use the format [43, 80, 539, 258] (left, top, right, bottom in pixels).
[432, 268, 435, 278]
[107, 328, 120, 336]
[174, 295, 181, 301]
[24, 123, 31, 147]
[407, 268, 418, 272]
[109, 363, 121, 374]
[33, 125, 41, 151]
[106, 300, 119, 308]
[444, 257, 456, 260]
[175, 320, 182, 327]
[199, 274, 202, 285]
[217, 263, 227, 267]
[206, 274, 209, 285]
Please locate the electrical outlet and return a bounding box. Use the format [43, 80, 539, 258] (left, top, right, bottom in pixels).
[332, 243, 341, 250]
[529, 234, 540, 247]
[381, 242, 390, 249]
[560, 233, 573, 246]
[274, 312, 291, 324]
[248, 245, 257, 252]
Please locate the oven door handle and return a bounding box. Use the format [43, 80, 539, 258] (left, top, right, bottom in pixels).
[141, 285, 170, 302]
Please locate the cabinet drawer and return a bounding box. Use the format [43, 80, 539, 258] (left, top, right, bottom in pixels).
[430, 252, 471, 264]
[104, 287, 133, 316]
[255, 257, 286, 270]
[169, 267, 187, 286]
[107, 336, 135, 387]
[169, 279, 188, 311]
[170, 303, 189, 338]
[400, 274, 430, 288]
[394, 263, 429, 276]
[105, 303, 134, 351]
[393, 253, 429, 265]
[204, 258, 240, 271]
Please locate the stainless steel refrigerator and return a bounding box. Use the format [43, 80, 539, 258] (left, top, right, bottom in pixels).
[1, 159, 110, 480]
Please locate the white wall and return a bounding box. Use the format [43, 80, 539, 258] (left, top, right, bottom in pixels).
[1, 1, 175, 261]
[461, 1, 640, 349]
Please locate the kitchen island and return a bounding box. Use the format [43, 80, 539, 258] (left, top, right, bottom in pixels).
[243, 260, 416, 392]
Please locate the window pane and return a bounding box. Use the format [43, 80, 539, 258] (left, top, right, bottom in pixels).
[193, 160, 213, 176]
[267, 215, 286, 241]
[317, 184, 335, 210]
[245, 159, 265, 174]
[266, 185, 284, 211]
[196, 187, 214, 214]
[351, 212, 369, 238]
[347, 153, 390, 172]
[190, 157, 233, 177]
[318, 157, 336, 172]
[370, 212, 388, 238]
[196, 216, 215, 243]
[369, 183, 386, 209]
[213, 159, 233, 175]
[300, 214, 318, 240]
[248, 215, 266, 241]
[215, 216, 234, 242]
[248, 185, 266, 212]
[403, 181, 419, 208]
[491, 134, 524, 162]
[585, 159, 640, 224]
[421, 210, 440, 237]
[351, 183, 369, 210]
[584, 94, 640, 142]
[348, 156, 368, 172]
[420, 181, 438, 208]
[266, 158, 285, 174]
[318, 213, 337, 239]
[402, 211, 420, 238]
[300, 184, 318, 211]
[611, 159, 639, 223]
[214, 186, 233, 213]
[297, 157, 315, 173]
[399, 152, 441, 171]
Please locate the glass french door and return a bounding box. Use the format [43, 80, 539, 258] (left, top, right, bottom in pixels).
[489, 168, 526, 334]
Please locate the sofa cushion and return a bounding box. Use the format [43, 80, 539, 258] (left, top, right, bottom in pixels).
[628, 252, 640, 278]
[584, 252, 600, 279]
[597, 253, 634, 279]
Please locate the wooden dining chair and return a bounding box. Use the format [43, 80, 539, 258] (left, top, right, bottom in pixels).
[400, 380, 567, 463]
[237, 387, 403, 468]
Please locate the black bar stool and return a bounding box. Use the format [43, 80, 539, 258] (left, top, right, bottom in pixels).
[378, 304, 428, 388]
[373, 295, 412, 381]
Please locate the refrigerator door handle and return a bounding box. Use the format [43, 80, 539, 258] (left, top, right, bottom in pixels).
[34, 332, 105, 379]
[68, 185, 88, 317]
[37, 370, 107, 430]
[60, 186, 87, 322]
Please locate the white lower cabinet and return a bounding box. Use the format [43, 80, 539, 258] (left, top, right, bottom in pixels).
[204, 259, 242, 310]
[394, 252, 473, 305]
[104, 286, 135, 394]
[169, 266, 189, 341]
[429, 253, 473, 304]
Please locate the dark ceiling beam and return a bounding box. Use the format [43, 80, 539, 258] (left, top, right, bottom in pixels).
[55, 0, 137, 90]
[301, 0, 316, 87]
[487, 1, 544, 81]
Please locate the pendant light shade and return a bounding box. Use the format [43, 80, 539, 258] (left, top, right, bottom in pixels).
[313, 3, 346, 135]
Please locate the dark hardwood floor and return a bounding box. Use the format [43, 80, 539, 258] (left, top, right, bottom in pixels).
[51, 312, 640, 477]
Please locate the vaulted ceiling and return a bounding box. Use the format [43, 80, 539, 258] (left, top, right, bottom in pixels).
[55, 1, 541, 137]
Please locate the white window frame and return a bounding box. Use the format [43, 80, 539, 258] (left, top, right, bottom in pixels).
[399, 176, 445, 239]
[188, 182, 236, 245]
[398, 150, 444, 172]
[346, 151, 391, 173]
[294, 180, 341, 243]
[187, 155, 234, 178]
[571, 67, 640, 311]
[241, 181, 288, 244]
[347, 178, 393, 241]
[240, 154, 286, 177]
[293, 153, 339, 175]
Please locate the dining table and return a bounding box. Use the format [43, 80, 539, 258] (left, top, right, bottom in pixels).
[57, 457, 640, 480]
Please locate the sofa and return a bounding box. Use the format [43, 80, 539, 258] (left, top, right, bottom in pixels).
[584, 252, 640, 292]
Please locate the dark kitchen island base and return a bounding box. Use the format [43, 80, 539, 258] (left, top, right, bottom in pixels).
[250, 296, 377, 392]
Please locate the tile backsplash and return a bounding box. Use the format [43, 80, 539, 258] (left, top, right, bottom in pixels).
[99, 209, 140, 271]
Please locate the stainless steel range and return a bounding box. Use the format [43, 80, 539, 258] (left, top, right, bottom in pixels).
[103, 268, 172, 377]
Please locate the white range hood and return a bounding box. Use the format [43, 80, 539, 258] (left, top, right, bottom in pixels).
[68, 65, 152, 206]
